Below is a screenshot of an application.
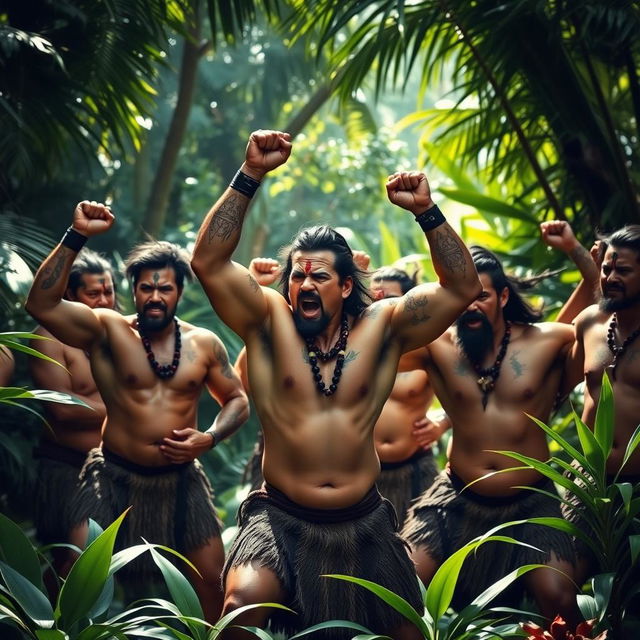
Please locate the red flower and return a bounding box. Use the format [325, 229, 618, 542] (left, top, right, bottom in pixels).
[521, 616, 607, 640]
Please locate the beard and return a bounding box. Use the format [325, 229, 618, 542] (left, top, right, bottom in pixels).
[293, 308, 331, 339]
[456, 310, 494, 364]
[137, 302, 176, 332]
[598, 285, 640, 313]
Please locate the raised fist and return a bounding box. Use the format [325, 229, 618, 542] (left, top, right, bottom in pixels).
[249, 257, 281, 287]
[386, 171, 434, 215]
[243, 130, 292, 180]
[352, 250, 371, 272]
[540, 220, 579, 254]
[72, 201, 115, 237]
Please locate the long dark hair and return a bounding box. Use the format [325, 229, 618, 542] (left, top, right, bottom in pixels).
[471, 246, 543, 323]
[125, 241, 193, 290]
[600, 225, 640, 257]
[66, 248, 116, 298]
[372, 266, 419, 294]
[279, 226, 372, 316]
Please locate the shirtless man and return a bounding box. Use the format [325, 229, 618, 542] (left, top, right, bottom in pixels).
[402, 222, 599, 623]
[0, 345, 15, 386]
[191, 129, 481, 639]
[25, 213, 249, 621]
[570, 225, 640, 576]
[28, 249, 115, 575]
[370, 267, 446, 525]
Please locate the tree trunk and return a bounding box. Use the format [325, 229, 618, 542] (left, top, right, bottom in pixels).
[142, 0, 204, 238]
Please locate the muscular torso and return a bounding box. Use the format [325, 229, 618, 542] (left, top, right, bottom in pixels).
[374, 349, 434, 463]
[580, 308, 640, 474]
[245, 296, 403, 509]
[426, 323, 574, 496]
[32, 327, 104, 453]
[90, 312, 213, 466]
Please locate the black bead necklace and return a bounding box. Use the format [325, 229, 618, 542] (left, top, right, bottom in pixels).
[606, 314, 640, 380]
[305, 314, 349, 396]
[140, 318, 181, 379]
[471, 322, 511, 410]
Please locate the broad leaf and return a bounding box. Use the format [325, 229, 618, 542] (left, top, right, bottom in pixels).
[0, 512, 43, 590]
[594, 372, 614, 456]
[0, 561, 54, 627]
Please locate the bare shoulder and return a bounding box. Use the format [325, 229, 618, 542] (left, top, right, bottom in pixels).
[574, 304, 606, 332]
[31, 325, 53, 339]
[358, 298, 398, 322]
[525, 321, 575, 344]
[95, 308, 128, 327]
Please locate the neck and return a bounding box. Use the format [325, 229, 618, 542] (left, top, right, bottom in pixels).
[491, 317, 507, 349]
[137, 316, 176, 341]
[614, 307, 640, 332]
[313, 313, 346, 352]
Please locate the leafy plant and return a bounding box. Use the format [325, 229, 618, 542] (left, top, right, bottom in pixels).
[290, 532, 546, 640]
[0, 509, 291, 639]
[492, 373, 640, 638]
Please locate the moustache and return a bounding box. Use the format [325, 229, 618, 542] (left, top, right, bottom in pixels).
[144, 303, 167, 312]
[460, 310, 485, 322]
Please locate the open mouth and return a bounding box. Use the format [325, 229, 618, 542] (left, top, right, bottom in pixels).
[299, 297, 322, 319]
[145, 306, 166, 316]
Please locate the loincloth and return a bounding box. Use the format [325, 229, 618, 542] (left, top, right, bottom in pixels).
[402, 469, 575, 609]
[32, 440, 87, 545]
[223, 483, 423, 639]
[377, 448, 439, 527]
[69, 446, 222, 582]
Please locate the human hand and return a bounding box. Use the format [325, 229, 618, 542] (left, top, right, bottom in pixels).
[249, 257, 281, 286]
[540, 220, 579, 254]
[412, 416, 444, 450]
[352, 250, 371, 272]
[385, 172, 434, 215]
[160, 427, 212, 463]
[242, 130, 292, 181]
[72, 201, 115, 237]
[590, 240, 606, 269]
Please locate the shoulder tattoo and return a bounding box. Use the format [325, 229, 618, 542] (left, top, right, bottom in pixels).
[509, 351, 526, 378]
[213, 340, 234, 379]
[403, 292, 431, 326]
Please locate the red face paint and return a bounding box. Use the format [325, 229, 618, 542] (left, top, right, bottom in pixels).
[304, 260, 312, 275]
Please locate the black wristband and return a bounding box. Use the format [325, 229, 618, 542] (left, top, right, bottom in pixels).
[414, 204, 446, 232]
[230, 170, 261, 199]
[205, 426, 217, 449]
[61, 227, 88, 252]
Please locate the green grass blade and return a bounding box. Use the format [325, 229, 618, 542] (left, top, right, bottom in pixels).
[0, 561, 54, 626]
[321, 575, 428, 635]
[594, 372, 614, 455]
[56, 508, 129, 627]
[0, 513, 43, 590]
[618, 423, 640, 475]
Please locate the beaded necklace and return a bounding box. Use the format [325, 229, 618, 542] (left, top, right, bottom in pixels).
[606, 314, 640, 380]
[470, 322, 511, 410]
[140, 318, 181, 379]
[305, 314, 349, 397]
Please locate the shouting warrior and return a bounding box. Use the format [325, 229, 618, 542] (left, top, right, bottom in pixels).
[191, 129, 481, 639]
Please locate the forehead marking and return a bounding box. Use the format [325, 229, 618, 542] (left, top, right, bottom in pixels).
[304, 260, 312, 275]
[152, 272, 160, 284]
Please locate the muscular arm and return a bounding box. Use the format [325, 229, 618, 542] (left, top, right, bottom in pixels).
[191, 131, 292, 339]
[385, 172, 481, 351]
[28, 334, 105, 429]
[540, 220, 599, 324]
[25, 202, 114, 350]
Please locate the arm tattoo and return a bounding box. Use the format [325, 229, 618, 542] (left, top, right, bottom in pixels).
[432, 228, 467, 275]
[510, 352, 526, 377]
[40, 250, 69, 290]
[569, 245, 596, 275]
[248, 274, 259, 292]
[207, 194, 244, 243]
[213, 341, 234, 379]
[404, 292, 431, 325]
[455, 358, 471, 377]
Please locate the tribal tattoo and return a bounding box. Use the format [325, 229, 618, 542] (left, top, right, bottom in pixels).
[510, 352, 526, 378]
[40, 249, 69, 290]
[247, 274, 260, 292]
[213, 341, 234, 379]
[404, 292, 431, 325]
[207, 194, 244, 243]
[432, 228, 466, 275]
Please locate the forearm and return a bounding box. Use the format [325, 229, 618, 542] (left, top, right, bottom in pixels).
[205, 394, 249, 447]
[556, 243, 599, 324]
[25, 244, 77, 318]
[192, 171, 259, 274]
[424, 219, 479, 298]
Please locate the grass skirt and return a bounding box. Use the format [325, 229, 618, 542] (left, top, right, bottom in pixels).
[224, 484, 423, 639]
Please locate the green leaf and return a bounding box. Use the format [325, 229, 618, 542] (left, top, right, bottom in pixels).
[576, 593, 598, 621]
[35, 630, 68, 640]
[618, 423, 640, 475]
[438, 187, 537, 223]
[592, 573, 614, 622]
[615, 483, 633, 516]
[629, 534, 640, 566]
[0, 512, 43, 590]
[56, 509, 129, 627]
[0, 561, 54, 627]
[594, 372, 614, 455]
[148, 546, 204, 623]
[378, 221, 402, 266]
[212, 602, 294, 634]
[574, 413, 605, 474]
[233, 626, 279, 640]
[0, 340, 66, 369]
[12, 389, 90, 408]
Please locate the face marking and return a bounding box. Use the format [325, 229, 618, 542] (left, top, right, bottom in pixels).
[305, 260, 312, 275]
[153, 272, 160, 284]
